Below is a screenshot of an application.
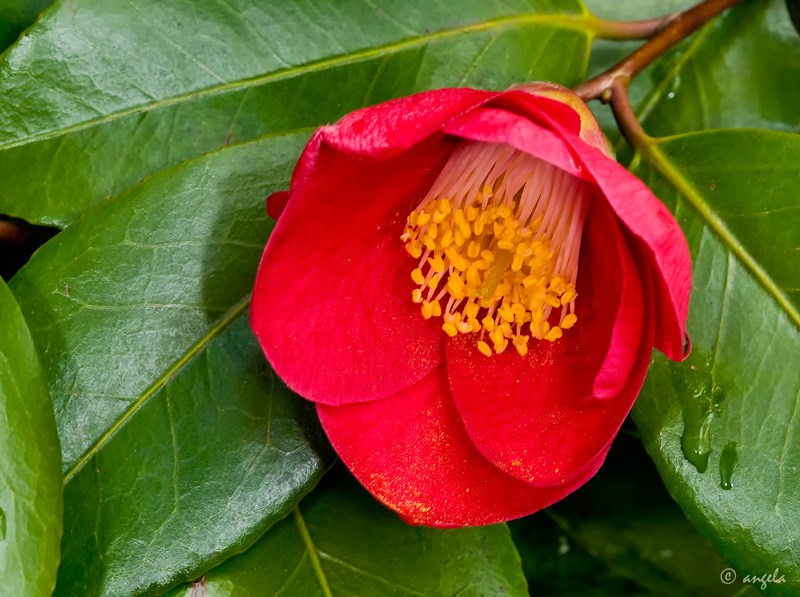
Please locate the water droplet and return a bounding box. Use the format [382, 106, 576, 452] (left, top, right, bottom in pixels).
[720, 442, 738, 490]
[667, 92, 675, 99]
[673, 364, 714, 473]
[557, 535, 570, 555]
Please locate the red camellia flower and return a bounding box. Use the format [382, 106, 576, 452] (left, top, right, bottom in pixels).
[251, 83, 691, 527]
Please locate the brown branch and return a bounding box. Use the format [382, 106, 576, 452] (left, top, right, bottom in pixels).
[608, 77, 650, 149]
[575, 0, 746, 102]
[592, 13, 678, 41]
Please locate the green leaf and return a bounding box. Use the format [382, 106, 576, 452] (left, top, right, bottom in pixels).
[0, 277, 62, 596]
[633, 0, 800, 136]
[0, 0, 51, 51]
[10, 132, 336, 596]
[512, 433, 758, 596]
[630, 130, 800, 593]
[164, 468, 528, 597]
[0, 0, 595, 227]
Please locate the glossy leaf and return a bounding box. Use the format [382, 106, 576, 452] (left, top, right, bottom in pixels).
[630, 130, 800, 594]
[512, 432, 757, 596]
[0, 0, 51, 51]
[164, 469, 528, 597]
[633, 0, 800, 136]
[0, 0, 596, 227]
[10, 131, 336, 596]
[0, 277, 62, 595]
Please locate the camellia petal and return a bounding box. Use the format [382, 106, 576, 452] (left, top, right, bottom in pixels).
[252, 137, 454, 405]
[446, 199, 644, 487]
[252, 83, 692, 526]
[317, 364, 608, 527]
[507, 96, 691, 360]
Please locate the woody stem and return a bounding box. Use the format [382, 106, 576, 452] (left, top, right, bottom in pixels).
[575, 0, 746, 102]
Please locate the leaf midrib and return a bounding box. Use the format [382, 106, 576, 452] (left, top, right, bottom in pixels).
[1, 12, 600, 151]
[293, 506, 333, 597]
[636, 136, 800, 331]
[62, 295, 252, 484]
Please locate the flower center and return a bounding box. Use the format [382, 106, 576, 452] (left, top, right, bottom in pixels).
[401, 141, 593, 357]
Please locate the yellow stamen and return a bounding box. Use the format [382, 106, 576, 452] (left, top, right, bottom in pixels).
[401, 140, 590, 357]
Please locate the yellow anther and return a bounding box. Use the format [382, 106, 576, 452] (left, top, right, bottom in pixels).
[511, 254, 525, 271]
[406, 241, 422, 259]
[442, 321, 458, 337]
[440, 229, 453, 248]
[456, 317, 471, 333]
[433, 210, 446, 224]
[417, 212, 431, 226]
[454, 229, 466, 247]
[480, 250, 494, 262]
[469, 318, 481, 333]
[466, 206, 479, 221]
[489, 328, 506, 346]
[549, 276, 566, 293]
[543, 294, 561, 308]
[426, 274, 439, 289]
[465, 302, 480, 320]
[513, 335, 529, 357]
[409, 211, 419, 226]
[447, 274, 465, 299]
[497, 240, 514, 251]
[494, 337, 509, 354]
[473, 212, 488, 235]
[467, 241, 481, 259]
[545, 326, 563, 342]
[561, 290, 577, 305]
[430, 299, 442, 317]
[412, 289, 423, 303]
[498, 303, 515, 323]
[439, 198, 452, 214]
[466, 266, 482, 288]
[562, 313, 577, 329]
[483, 185, 493, 196]
[532, 320, 550, 339]
[427, 255, 445, 273]
[477, 341, 493, 357]
[422, 237, 435, 251]
[482, 315, 495, 332]
[411, 268, 425, 285]
[421, 301, 434, 319]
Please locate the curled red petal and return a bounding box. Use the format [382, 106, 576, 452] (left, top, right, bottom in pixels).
[319, 87, 499, 159]
[516, 103, 691, 361]
[317, 364, 605, 527]
[266, 190, 291, 220]
[446, 199, 646, 487]
[441, 107, 590, 182]
[252, 137, 453, 406]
